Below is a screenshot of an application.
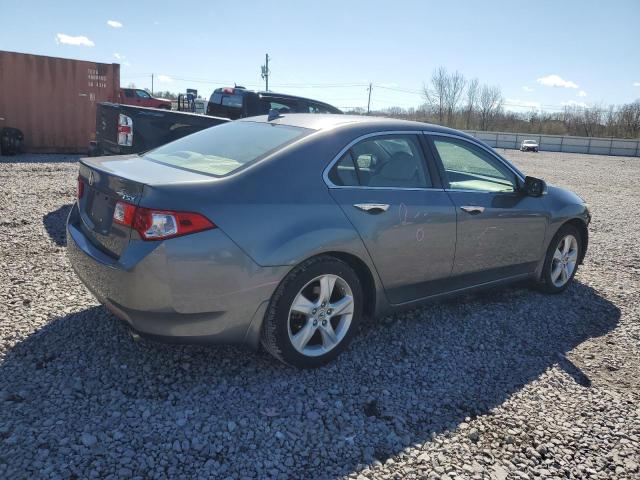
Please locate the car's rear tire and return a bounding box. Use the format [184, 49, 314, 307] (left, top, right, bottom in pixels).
[261, 255, 363, 368]
[537, 224, 582, 293]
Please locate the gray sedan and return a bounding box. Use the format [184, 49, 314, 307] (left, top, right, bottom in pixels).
[67, 114, 590, 368]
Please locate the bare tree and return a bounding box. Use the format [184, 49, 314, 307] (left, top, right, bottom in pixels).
[478, 84, 503, 130]
[444, 71, 466, 127]
[579, 106, 603, 137]
[618, 101, 640, 138]
[423, 67, 448, 124]
[464, 78, 479, 129]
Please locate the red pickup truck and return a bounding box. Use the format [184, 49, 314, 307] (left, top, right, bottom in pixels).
[119, 88, 172, 110]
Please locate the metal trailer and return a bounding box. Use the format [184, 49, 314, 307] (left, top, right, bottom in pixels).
[0, 50, 120, 153]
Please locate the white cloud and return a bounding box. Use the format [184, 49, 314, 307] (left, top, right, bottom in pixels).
[561, 100, 588, 108]
[577, 90, 587, 97]
[505, 98, 541, 109]
[537, 74, 579, 89]
[113, 52, 123, 60]
[633, 82, 640, 87]
[107, 20, 123, 28]
[55, 33, 95, 47]
[157, 75, 173, 83]
[522, 86, 534, 92]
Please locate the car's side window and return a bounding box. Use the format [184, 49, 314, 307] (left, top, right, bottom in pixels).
[328, 152, 359, 186]
[358, 135, 431, 188]
[307, 103, 330, 114]
[136, 89, 151, 99]
[432, 137, 516, 192]
[124, 89, 134, 98]
[328, 135, 431, 188]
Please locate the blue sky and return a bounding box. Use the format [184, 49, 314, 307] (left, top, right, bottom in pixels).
[2, 0, 639, 112]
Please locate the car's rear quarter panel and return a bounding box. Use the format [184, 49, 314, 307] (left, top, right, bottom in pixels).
[67, 202, 288, 340]
[160, 127, 389, 310]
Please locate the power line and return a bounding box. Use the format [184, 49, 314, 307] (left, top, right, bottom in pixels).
[118, 74, 623, 113]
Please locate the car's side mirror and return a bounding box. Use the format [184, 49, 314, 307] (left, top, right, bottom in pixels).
[523, 176, 547, 197]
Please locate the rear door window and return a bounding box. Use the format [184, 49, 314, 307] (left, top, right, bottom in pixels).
[258, 97, 300, 114]
[328, 152, 359, 186]
[328, 135, 432, 188]
[143, 121, 310, 177]
[307, 103, 332, 113]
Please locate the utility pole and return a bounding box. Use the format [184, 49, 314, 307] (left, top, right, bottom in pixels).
[261, 54, 270, 91]
[151, 74, 154, 95]
[367, 83, 372, 115]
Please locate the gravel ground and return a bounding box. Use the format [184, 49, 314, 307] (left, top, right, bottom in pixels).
[0, 150, 638, 479]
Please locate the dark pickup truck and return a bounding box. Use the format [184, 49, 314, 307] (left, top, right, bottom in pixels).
[207, 86, 343, 118]
[90, 87, 342, 156]
[89, 103, 228, 156]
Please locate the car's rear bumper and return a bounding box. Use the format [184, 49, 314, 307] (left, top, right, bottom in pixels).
[66, 202, 285, 347]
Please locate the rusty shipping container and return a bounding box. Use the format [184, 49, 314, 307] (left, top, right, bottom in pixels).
[0, 51, 120, 153]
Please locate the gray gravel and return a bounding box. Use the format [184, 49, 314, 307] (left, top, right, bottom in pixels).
[1, 150, 639, 479]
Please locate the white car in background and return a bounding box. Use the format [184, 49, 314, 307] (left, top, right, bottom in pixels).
[521, 139, 539, 152]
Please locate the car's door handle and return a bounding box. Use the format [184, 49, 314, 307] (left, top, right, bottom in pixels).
[353, 203, 390, 214]
[460, 205, 485, 215]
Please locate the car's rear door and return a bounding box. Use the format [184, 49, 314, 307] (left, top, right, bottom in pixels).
[326, 132, 457, 304]
[426, 134, 548, 282]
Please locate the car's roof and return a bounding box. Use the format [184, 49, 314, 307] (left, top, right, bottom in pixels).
[240, 113, 469, 136]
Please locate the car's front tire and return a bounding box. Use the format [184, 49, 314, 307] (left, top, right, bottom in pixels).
[537, 224, 582, 293]
[261, 256, 363, 368]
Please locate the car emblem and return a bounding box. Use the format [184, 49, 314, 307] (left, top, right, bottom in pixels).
[118, 191, 136, 203]
[88, 171, 95, 186]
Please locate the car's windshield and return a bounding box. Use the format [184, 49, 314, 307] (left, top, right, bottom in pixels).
[524, 140, 536, 144]
[143, 121, 310, 176]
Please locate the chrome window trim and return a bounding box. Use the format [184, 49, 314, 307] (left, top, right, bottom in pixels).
[322, 130, 444, 191]
[443, 188, 516, 194]
[423, 131, 526, 188]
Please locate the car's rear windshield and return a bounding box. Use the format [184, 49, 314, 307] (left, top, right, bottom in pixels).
[142, 121, 310, 177]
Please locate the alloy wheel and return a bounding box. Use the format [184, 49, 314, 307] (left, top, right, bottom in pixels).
[551, 234, 578, 287]
[287, 274, 354, 357]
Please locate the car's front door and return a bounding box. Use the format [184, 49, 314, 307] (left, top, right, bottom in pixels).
[135, 89, 152, 107]
[326, 133, 457, 304]
[427, 134, 548, 282]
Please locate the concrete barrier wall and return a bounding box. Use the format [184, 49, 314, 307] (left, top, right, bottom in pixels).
[464, 130, 640, 157]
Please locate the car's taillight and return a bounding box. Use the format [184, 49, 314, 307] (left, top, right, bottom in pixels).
[113, 201, 215, 240]
[113, 201, 136, 226]
[117, 114, 133, 147]
[77, 176, 84, 199]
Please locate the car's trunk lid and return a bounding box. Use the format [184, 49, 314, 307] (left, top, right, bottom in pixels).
[77, 155, 214, 258]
